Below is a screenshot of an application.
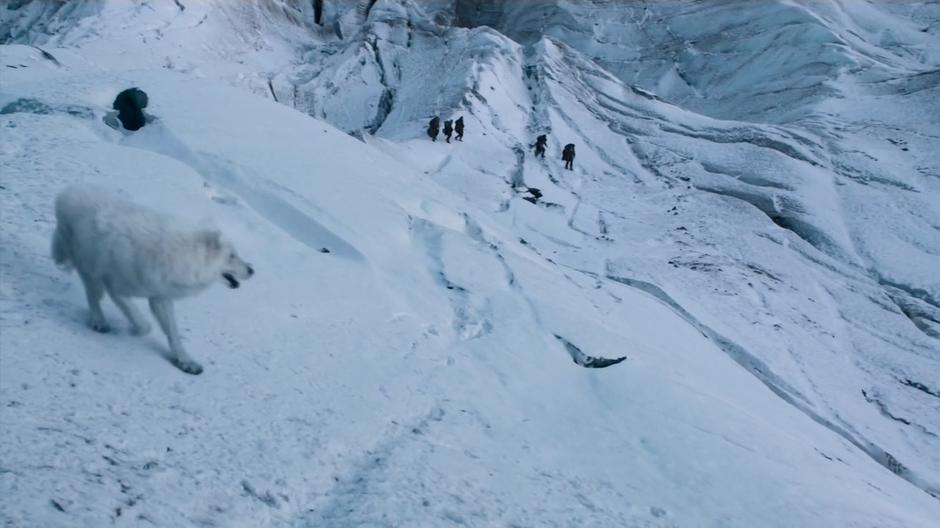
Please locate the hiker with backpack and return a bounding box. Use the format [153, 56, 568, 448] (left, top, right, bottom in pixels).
[443, 119, 454, 143]
[562, 143, 575, 170]
[427, 116, 440, 141]
[533, 134, 547, 158]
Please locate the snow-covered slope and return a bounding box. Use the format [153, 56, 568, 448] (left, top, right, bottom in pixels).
[282, 0, 940, 498]
[2, 1, 939, 526]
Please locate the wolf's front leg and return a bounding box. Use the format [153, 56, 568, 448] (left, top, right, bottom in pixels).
[149, 297, 203, 375]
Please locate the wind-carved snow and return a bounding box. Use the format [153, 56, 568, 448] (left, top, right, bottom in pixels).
[2, 0, 940, 525]
[410, 216, 494, 341]
[119, 126, 366, 261]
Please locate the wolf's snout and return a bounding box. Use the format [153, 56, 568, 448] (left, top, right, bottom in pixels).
[247, 265, 254, 277]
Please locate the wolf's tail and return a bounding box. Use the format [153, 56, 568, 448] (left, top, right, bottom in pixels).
[51, 224, 73, 270]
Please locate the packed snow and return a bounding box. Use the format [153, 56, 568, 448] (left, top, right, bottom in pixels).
[1, 1, 939, 526]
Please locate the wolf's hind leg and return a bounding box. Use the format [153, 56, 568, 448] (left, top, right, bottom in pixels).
[149, 297, 202, 375]
[107, 286, 151, 335]
[79, 273, 109, 333]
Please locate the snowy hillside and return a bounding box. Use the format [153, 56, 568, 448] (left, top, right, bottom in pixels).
[2, 1, 939, 527]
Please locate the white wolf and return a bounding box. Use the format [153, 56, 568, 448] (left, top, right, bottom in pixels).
[51, 184, 254, 375]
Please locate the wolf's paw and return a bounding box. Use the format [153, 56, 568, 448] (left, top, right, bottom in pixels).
[91, 321, 111, 333]
[131, 323, 152, 336]
[173, 359, 203, 375]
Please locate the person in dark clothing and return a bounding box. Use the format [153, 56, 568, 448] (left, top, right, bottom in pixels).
[113, 87, 149, 131]
[427, 116, 440, 141]
[533, 134, 547, 158]
[443, 119, 454, 143]
[562, 143, 575, 170]
[454, 116, 464, 141]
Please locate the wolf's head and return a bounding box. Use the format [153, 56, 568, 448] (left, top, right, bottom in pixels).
[199, 229, 254, 289]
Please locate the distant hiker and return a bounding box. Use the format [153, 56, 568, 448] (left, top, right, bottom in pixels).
[427, 116, 440, 142]
[443, 119, 454, 143]
[533, 134, 547, 158]
[562, 143, 575, 170]
[454, 116, 464, 141]
[112, 87, 149, 131]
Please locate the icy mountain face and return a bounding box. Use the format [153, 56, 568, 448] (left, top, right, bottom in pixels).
[2, 0, 940, 526]
[281, 0, 940, 496]
[452, 0, 940, 123]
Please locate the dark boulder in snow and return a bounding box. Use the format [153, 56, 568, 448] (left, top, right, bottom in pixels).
[112, 87, 149, 131]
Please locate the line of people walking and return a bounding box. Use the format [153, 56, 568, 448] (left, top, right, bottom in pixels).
[427, 115, 464, 143]
[427, 116, 576, 171]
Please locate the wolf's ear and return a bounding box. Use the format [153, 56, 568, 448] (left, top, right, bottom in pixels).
[198, 229, 223, 253]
